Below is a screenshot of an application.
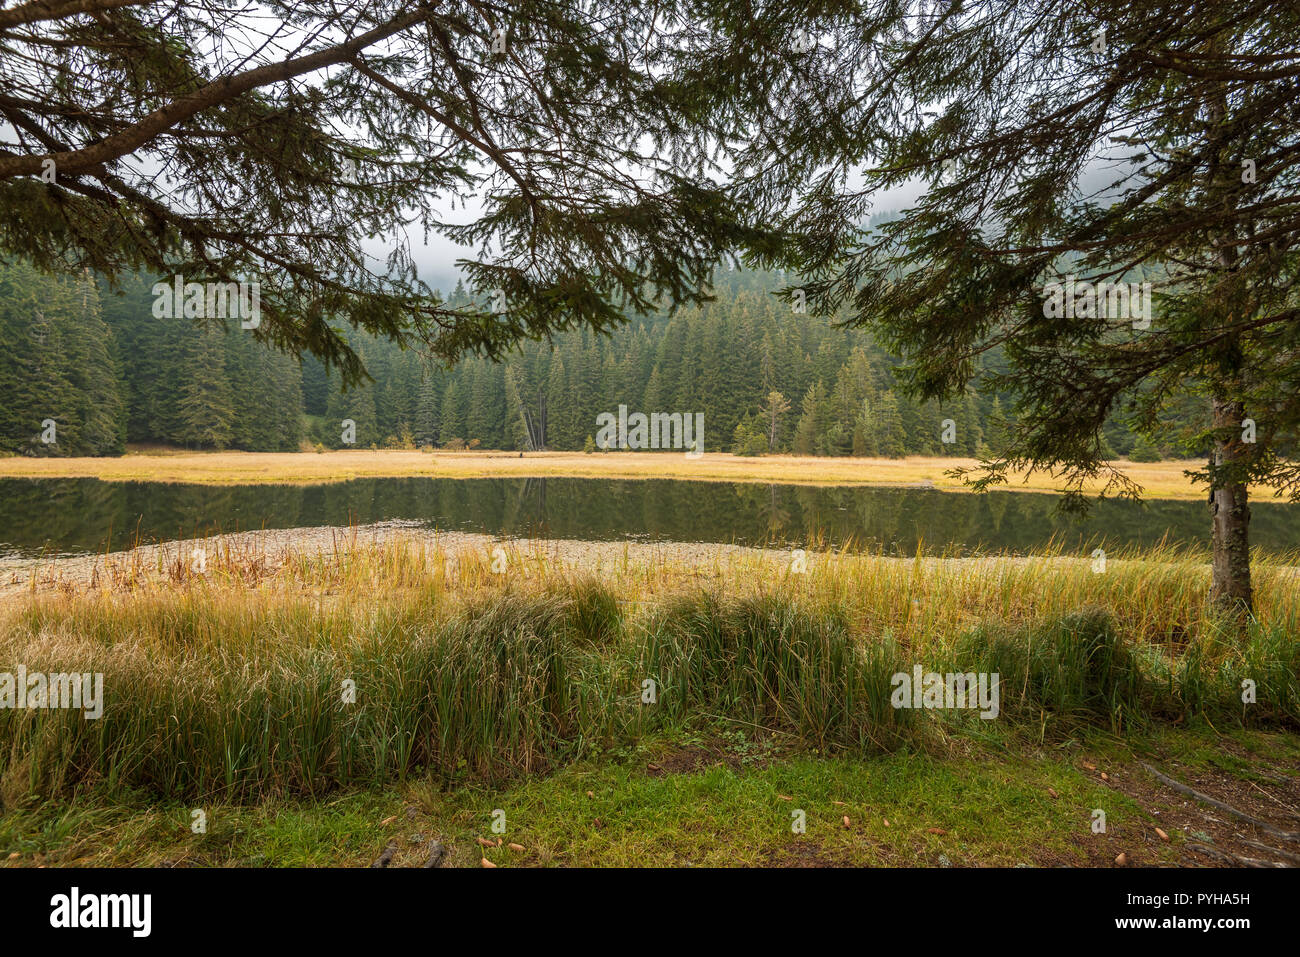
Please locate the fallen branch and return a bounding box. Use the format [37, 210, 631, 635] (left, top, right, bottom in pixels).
[1141, 763, 1300, 844]
[423, 840, 446, 868]
[1185, 842, 1283, 868]
[1185, 842, 1240, 865]
[1240, 838, 1300, 866]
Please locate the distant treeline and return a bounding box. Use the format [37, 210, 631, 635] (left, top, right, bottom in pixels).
[1, 261, 1201, 459]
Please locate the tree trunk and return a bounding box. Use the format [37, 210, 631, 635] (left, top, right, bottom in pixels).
[1202, 42, 1252, 618]
[1209, 396, 1252, 614]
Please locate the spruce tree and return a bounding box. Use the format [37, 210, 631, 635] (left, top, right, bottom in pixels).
[766, 1, 1300, 612]
[2, 1, 798, 382]
[176, 324, 234, 449]
[415, 365, 441, 448]
[65, 272, 126, 455]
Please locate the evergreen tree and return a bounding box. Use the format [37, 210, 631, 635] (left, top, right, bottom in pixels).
[876, 391, 907, 459]
[545, 353, 573, 449]
[176, 324, 234, 449]
[769, 0, 1300, 612]
[439, 380, 465, 446]
[1129, 434, 1162, 463]
[758, 391, 791, 452]
[66, 274, 126, 455]
[793, 382, 827, 456]
[414, 365, 441, 447]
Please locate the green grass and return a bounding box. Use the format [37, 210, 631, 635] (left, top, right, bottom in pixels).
[24, 722, 1292, 868]
[2, 544, 1297, 809]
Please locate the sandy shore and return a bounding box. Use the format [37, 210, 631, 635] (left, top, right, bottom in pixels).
[0, 522, 790, 602]
[6, 519, 1266, 606]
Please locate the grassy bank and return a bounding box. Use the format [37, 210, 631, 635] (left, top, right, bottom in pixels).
[2, 541, 1297, 812]
[8, 725, 1299, 867]
[0, 449, 1236, 500]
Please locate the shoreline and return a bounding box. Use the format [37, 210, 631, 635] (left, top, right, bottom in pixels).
[0, 449, 1225, 501]
[0, 523, 830, 601]
[0, 520, 1234, 605]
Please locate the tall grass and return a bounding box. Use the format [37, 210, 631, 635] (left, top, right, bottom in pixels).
[639, 592, 913, 749]
[1, 540, 1295, 806]
[951, 608, 1146, 731]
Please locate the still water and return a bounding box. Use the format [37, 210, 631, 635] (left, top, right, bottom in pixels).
[2, 476, 1298, 559]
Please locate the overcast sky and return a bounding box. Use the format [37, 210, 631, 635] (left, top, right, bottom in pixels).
[392, 175, 938, 298]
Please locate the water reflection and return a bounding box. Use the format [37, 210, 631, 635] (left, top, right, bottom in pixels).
[1, 476, 1297, 559]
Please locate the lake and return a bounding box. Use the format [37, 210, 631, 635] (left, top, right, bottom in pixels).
[2, 476, 1299, 560]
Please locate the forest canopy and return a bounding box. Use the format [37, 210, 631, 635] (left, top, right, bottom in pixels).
[0, 261, 1218, 462]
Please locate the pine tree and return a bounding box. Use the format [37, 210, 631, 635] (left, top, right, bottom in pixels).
[877, 391, 906, 459]
[545, 353, 572, 449]
[176, 324, 234, 449]
[439, 380, 464, 446]
[985, 398, 1011, 458]
[758, 391, 791, 452]
[1129, 434, 1162, 463]
[65, 272, 126, 454]
[854, 390, 880, 457]
[415, 364, 441, 447]
[960, 392, 983, 457]
[793, 382, 826, 456]
[766, 0, 1300, 612]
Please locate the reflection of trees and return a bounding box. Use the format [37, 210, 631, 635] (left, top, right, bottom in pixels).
[730, 484, 791, 542]
[758, 484, 792, 540]
[128, 484, 239, 543]
[3, 477, 1298, 559]
[0, 479, 126, 555]
[985, 491, 1009, 536]
[505, 478, 549, 538]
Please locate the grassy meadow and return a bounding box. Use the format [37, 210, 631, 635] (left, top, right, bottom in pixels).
[0, 448, 1236, 500]
[2, 537, 1298, 867]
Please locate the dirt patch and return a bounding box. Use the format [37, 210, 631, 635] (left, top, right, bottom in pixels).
[762, 840, 851, 868]
[646, 743, 747, 776]
[1027, 823, 1139, 868]
[1079, 746, 1300, 868]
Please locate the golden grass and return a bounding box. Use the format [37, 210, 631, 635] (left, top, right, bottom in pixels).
[3, 538, 1295, 802]
[0, 449, 1232, 499]
[6, 534, 1296, 648]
